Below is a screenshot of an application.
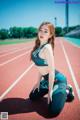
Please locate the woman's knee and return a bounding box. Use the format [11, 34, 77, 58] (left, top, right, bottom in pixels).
[62, 75, 67, 85]
[55, 72, 67, 85]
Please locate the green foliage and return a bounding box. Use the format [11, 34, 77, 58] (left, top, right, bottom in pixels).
[9, 27, 24, 38]
[0, 29, 9, 39]
[25, 27, 37, 38]
[0, 25, 80, 39]
[0, 26, 38, 40]
[55, 27, 63, 36]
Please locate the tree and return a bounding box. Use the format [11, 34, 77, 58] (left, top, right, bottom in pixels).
[0, 29, 9, 39]
[26, 27, 37, 38]
[55, 27, 63, 36]
[9, 27, 23, 38]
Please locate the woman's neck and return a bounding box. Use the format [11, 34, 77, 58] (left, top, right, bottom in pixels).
[40, 41, 48, 46]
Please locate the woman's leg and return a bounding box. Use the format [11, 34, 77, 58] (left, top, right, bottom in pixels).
[29, 70, 66, 101]
[29, 74, 49, 101]
[29, 69, 74, 103]
[48, 70, 67, 117]
[55, 70, 75, 102]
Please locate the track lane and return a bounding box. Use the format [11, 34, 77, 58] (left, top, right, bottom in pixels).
[61, 38, 80, 88]
[0, 38, 80, 120]
[0, 53, 32, 96]
[0, 46, 32, 57]
[0, 49, 31, 64]
[0, 41, 34, 96]
[0, 41, 34, 54]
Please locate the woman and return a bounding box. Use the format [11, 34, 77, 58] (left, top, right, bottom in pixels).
[29, 22, 74, 117]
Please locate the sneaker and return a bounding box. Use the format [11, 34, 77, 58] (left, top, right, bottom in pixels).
[66, 84, 75, 102]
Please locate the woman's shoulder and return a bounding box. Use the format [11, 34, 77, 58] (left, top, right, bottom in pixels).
[44, 43, 52, 52]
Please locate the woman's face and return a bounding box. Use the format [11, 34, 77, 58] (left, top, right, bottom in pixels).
[38, 25, 51, 42]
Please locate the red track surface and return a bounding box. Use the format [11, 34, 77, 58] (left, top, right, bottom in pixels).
[0, 37, 80, 120]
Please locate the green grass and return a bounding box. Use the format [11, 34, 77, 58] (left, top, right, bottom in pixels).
[0, 38, 36, 45]
[64, 37, 80, 47]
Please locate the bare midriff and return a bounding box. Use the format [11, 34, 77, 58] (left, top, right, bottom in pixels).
[36, 65, 49, 75]
[36, 45, 49, 75]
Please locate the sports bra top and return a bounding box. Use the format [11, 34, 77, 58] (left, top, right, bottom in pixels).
[31, 43, 48, 66]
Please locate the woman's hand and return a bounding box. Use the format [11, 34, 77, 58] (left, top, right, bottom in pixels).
[33, 83, 39, 92]
[48, 90, 53, 104]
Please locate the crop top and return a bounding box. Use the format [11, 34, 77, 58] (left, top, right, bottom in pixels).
[31, 43, 48, 66]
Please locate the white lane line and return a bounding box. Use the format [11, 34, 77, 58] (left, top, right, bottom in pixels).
[60, 40, 80, 100]
[0, 63, 34, 101]
[0, 49, 31, 67]
[0, 43, 33, 54]
[0, 47, 18, 54]
[0, 46, 32, 57]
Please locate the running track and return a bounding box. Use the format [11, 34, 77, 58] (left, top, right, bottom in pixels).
[0, 37, 80, 120]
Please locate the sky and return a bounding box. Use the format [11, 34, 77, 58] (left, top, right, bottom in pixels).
[0, 0, 80, 29]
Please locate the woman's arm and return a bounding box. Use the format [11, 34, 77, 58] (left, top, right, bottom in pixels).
[33, 72, 42, 92]
[48, 71, 55, 104]
[44, 44, 55, 104]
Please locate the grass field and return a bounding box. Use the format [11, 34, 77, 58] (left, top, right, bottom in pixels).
[0, 38, 36, 45]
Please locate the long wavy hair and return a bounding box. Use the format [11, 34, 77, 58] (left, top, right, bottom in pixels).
[30, 22, 55, 60]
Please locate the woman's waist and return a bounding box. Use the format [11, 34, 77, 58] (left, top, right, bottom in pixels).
[36, 65, 49, 75]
